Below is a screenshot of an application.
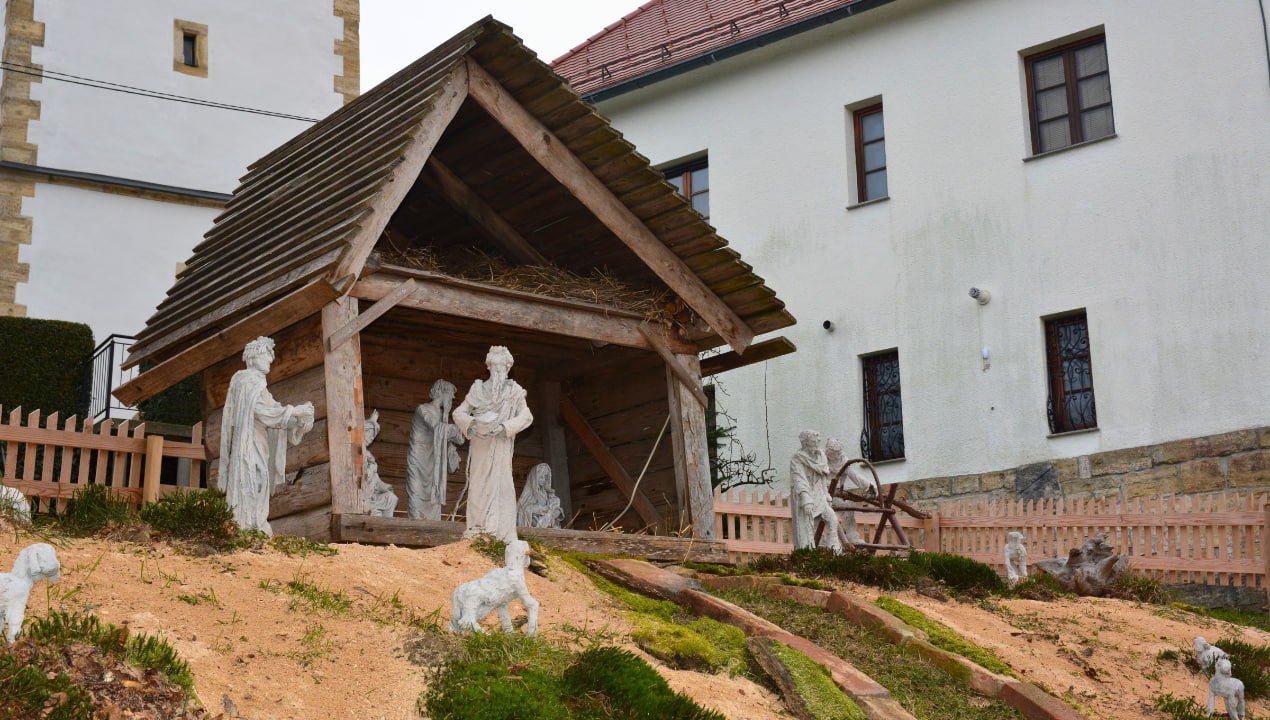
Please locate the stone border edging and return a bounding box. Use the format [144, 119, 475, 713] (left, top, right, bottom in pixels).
[696, 574, 1088, 720]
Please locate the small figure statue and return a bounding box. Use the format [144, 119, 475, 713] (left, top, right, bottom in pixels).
[825, 437, 865, 545]
[406, 379, 465, 521]
[453, 347, 534, 543]
[220, 336, 315, 535]
[0, 485, 30, 524]
[517, 463, 564, 529]
[449, 539, 540, 636]
[1, 543, 61, 642]
[1208, 657, 1246, 720]
[1004, 531, 1028, 587]
[789, 430, 841, 553]
[362, 410, 398, 518]
[1195, 637, 1231, 675]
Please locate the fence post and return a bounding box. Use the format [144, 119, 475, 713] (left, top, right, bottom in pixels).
[924, 510, 941, 553]
[143, 434, 164, 505]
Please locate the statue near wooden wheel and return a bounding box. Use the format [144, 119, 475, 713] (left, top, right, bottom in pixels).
[825, 437, 866, 546]
[789, 430, 842, 553]
[220, 336, 315, 535]
[406, 379, 464, 520]
[452, 346, 534, 543]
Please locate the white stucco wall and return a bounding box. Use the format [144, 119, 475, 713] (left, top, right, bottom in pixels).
[596, 0, 1270, 485]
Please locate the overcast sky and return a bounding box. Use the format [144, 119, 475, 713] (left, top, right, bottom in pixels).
[360, 1, 641, 90]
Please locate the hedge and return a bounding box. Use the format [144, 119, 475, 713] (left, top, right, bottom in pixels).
[0, 317, 93, 418]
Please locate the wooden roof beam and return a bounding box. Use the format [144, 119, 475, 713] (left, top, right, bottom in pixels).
[465, 58, 754, 355]
[639, 325, 708, 408]
[701, 336, 797, 377]
[326, 278, 417, 352]
[421, 158, 549, 265]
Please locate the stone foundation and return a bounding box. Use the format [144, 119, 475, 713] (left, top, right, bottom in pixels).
[902, 425, 1270, 507]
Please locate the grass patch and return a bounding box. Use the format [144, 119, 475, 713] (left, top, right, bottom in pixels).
[1153, 692, 1211, 720]
[1106, 575, 1170, 604]
[1215, 638, 1270, 699]
[23, 611, 194, 693]
[769, 641, 866, 720]
[0, 652, 96, 719]
[268, 534, 338, 558]
[631, 615, 747, 674]
[557, 553, 678, 621]
[57, 484, 138, 537]
[1009, 573, 1073, 601]
[139, 489, 235, 547]
[715, 589, 1023, 720]
[874, 596, 1015, 677]
[562, 646, 726, 719]
[285, 572, 353, 615]
[1175, 603, 1270, 632]
[751, 549, 923, 591]
[470, 536, 507, 564]
[907, 553, 1007, 597]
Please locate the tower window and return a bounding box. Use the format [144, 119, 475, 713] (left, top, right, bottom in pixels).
[173, 20, 208, 77]
[182, 34, 198, 67]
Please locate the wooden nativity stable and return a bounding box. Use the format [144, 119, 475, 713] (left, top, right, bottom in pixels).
[114, 19, 795, 556]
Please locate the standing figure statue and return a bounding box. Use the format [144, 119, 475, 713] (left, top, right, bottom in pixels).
[363, 410, 398, 518]
[1004, 531, 1028, 586]
[220, 336, 315, 535]
[406, 379, 465, 520]
[517, 463, 564, 529]
[453, 347, 534, 542]
[789, 430, 842, 552]
[825, 437, 866, 546]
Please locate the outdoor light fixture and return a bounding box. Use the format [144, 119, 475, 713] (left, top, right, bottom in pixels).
[968, 287, 991, 305]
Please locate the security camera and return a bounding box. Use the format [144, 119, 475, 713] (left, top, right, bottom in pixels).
[968, 287, 991, 305]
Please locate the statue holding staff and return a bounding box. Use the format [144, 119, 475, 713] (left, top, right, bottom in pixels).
[406, 379, 464, 520]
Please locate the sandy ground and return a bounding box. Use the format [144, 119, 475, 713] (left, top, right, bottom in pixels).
[0, 531, 785, 720]
[844, 581, 1270, 720]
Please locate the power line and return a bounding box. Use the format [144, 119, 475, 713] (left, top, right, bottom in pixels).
[0, 60, 321, 122]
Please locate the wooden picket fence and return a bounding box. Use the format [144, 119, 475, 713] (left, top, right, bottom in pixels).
[714, 488, 1270, 590]
[0, 406, 208, 508]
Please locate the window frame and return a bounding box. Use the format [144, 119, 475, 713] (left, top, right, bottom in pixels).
[1024, 34, 1113, 155]
[173, 19, 209, 78]
[852, 103, 887, 203]
[663, 157, 709, 220]
[860, 349, 905, 462]
[1043, 311, 1098, 434]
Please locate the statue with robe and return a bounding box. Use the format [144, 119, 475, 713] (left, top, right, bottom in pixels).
[452, 346, 533, 542]
[363, 410, 398, 518]
[517, 463, 564, 529]
[789, 430, 842, 553]
[406, 379, 464, 520]
[219, 336, 315, 535]
[825, 437, 866, 545]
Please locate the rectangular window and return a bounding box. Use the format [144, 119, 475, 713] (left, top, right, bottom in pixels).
[182, 34, 198, 67]
[664, 158, 709, 220]
[1026, 36, 1114, 154]
[1044, 312, 1097, 433]
[853, 103, 887, 202]
[173, 19, 208, 78]
[861, 350, 904, 461]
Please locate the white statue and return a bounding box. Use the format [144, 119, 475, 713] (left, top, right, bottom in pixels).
[0, 485, 30, 523]
[1195, 637, 1231, 675]
[362, 410, 398, 518]
[789, 430, 841, 553]
[1208, 658, 1246, 720]
[452, 347, 534, 543]
[1, 543, 61, 642]
[825, 438, 865, 545]
[406, 379, 464, 520]
[1004, 531, 1028, 586]
[449, 539, 540, 636]
[517, 463, 564, 529]
[219, 336, 315, 535]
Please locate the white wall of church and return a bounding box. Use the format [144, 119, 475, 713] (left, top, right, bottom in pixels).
[596, 0, 1270, 485]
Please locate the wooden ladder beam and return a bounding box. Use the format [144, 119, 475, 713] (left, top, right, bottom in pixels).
[560, 397, 663, 528]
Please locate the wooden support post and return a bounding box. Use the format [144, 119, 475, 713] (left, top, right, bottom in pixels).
[924, 510, 942, 553]
[536, 381, 572, 519]
[327, 278, 416, 351]
[143, 434, 164, 505]
[665, 353, 714, 540]
[640, 325, 708, 408]
[322, 296, 366, 515]
[560, 397, 663, 528]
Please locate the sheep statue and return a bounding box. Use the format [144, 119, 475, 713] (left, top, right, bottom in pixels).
[1194, 636, 1230, 675]
[1, 543, 61, 642]
[1004, 531, 1028, 587]
[0, 485, 30, 523]
[449, 539, 539, 636]
[1208, 657, 1245, 720]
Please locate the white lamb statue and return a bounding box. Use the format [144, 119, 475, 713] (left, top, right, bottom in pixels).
[1195, 636, 1231, 674]
[0, 485, 30, 523]
[450, 539, 539, 636]
[1, 543, 61, 642]
[1208, 657, 1246, 720]
[1004, 531, 1028, 586]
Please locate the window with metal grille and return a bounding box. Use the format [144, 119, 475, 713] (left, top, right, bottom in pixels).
[1026, 36, 1114, 154]
[1044, 312, 1097, 433]
[860, 350, 904, 461]
[853, 103, 887, 202]
[663, 158, 709, 220]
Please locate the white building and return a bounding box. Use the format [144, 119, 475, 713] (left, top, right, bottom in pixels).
[0, 0, 357, 341]
[555, 0, 1270, 499]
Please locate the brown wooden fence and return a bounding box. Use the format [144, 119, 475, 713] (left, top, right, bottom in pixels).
[714, 488, 1270, 590]
[0, 406, 208, 508]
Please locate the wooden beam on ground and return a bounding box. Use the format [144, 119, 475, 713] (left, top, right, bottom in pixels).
[536, 381, 572, 518]
[326, 278, 416, 352]
[322, 296, 366, 515]
[465, 58, 754, 355]
[351, 270, 696, 354]
[701, 336, 797, 377]
[114, 278, 348, 406]
[329, 514, 730, 563]
[665, 352, 715, 539]
[421, 158, 549, 265]
[640, 325, 708, 408]
[270, 462, 332, 520]
[560, 397, 664, 528]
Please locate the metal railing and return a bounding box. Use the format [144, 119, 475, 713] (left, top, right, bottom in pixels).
[87, 334, 138, 421]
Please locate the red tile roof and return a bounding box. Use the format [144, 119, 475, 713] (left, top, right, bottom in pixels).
[552, 0, 860, 96]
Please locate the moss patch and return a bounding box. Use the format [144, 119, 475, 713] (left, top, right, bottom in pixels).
[769, 642, 866, 720]
[873, 596, 1015, 677]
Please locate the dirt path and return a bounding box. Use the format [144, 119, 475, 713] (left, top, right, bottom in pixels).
[0, 532, 785, 720]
